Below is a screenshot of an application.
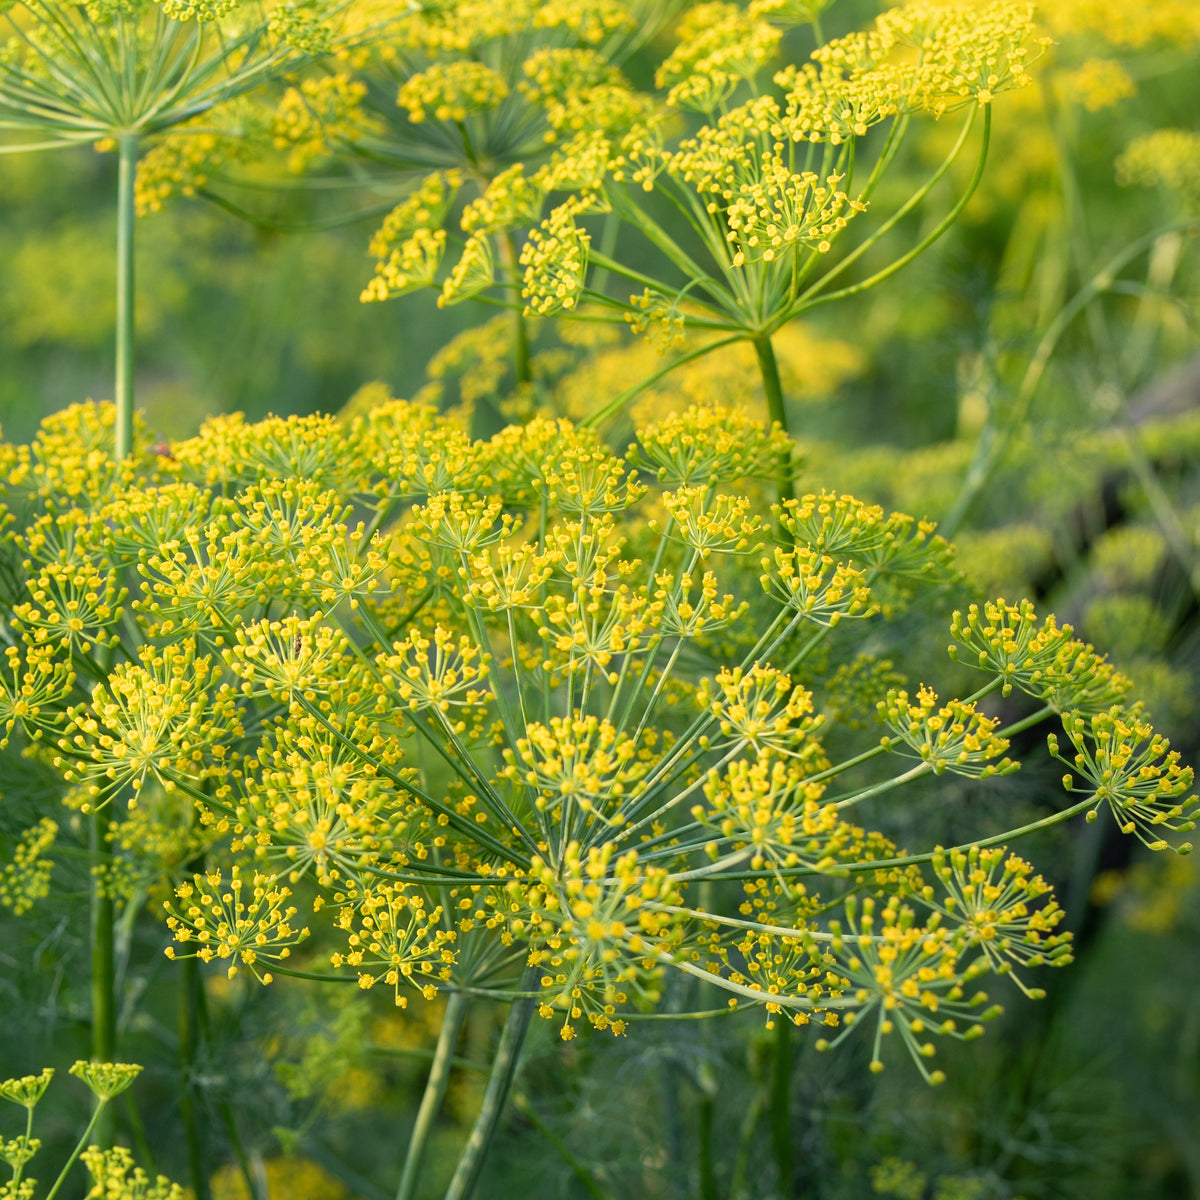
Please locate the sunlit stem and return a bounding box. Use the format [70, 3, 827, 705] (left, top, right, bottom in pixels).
[115, 132, 137, 463]
[443, 988, 537, 1200]
[396, 991, 469, 1200]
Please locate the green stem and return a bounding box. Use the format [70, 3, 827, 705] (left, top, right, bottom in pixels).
[89, 808, 116, 1150]
[579, 333, 743, 429]
[44, 1099, 108, 1200]
[396, 991, 470, 1200]
[443, 989, 537, 1200]
[769, 1016, 793, 1193]
[115, 132, 138, 463]
[179, 955, 211, 1200]
[497, 233, 531, 386]
[729, 1090, 764, 1199]
[753, 332, 794, 505]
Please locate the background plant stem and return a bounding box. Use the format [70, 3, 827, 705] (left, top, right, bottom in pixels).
[180, 954, 211, 1200]
[443, 991, 535, 1200]
[498, 233, 532, 384]
[396, 990, 469, 1200]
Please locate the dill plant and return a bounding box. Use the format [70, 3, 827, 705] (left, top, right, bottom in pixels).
[0, 396, 1194, 1197]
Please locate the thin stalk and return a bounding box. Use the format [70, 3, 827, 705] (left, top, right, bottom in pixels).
[44, 1099, 108, 1200]
[89, 808, 117, 1150]
[114, 132, 138, 462]
[443, 990, 537, 1200]
[580, 333, 744, 429]
[941, 214, 1200, 537]
[395, 991, 470, 1200]
[753, 332, 793, 505]
[798, 106, 989, 317]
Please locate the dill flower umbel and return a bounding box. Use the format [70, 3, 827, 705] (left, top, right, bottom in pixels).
[0, 398, 1192, 1093]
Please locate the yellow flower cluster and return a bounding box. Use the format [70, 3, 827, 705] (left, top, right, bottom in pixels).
[135, 99, 267, 216]
[272, 72, 375, 174]
[656, 1, 781, 109]
[1063, 57, 1137, 112]
[1, 398, 1187, 1072]
[1044, 0, 1200, 48]
[1051, 709, 1197, 852]
[878, 686, 1017, 778]
[59, 644, 242, 806]
[0, 643, 74, 749]
[0, 818, 57, 916]
[924, 847, 1072, 997]
[163, 867, 310, 981]
[68, 1060, 142, 1102]
[362, 172, 461, 302]
[1117, 129, 1200, 209]
[519, 197, 592, 315]
[515, 842, 679, 1039]
[332, 885, 457, 1006]
[502, 715, 652, 825]
[397, 60, 511, 124]
[80, 1145, 185, 1200]
[760, 545, 874, 625]
[696, 748, 835, 871]
[630, 403, 795, 487]
[950, 598, 1131, 710]
[815, 895, 993, 1084]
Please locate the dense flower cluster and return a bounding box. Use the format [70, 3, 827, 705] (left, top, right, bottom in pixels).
[1, 400, 1187, 1070]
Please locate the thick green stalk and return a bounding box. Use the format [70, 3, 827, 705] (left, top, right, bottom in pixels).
[179, 955, 211, 1200]
[114, 132, 137, 463]
[395, 991, 469, 1200]
[89, 808, 116, 1150]
[769, 1017, 794, 1193]
[497, 233, 532, 384]
[443, 993, 536, 1200]
[753, 333, 794, 505]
